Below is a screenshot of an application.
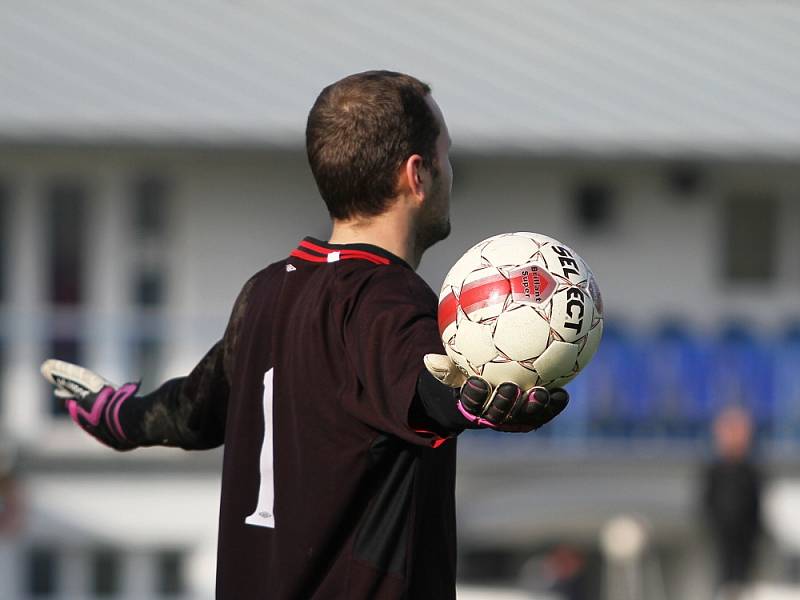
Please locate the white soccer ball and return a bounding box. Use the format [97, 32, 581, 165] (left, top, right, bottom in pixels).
[438, 232, 603, 389]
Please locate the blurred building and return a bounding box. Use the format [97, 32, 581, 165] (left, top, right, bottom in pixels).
[3, 2, 800, 598]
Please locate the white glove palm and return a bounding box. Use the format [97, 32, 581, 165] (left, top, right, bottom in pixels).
[41, 359, 114, 399]
[423, 353, 468, 388]
[41, 359, 138, 450]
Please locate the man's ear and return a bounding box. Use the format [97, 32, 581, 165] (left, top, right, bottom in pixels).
[401, 154, 427, 201]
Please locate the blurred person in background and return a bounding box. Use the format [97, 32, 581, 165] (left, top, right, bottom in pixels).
[544, 544, 590, 600]
[518, 544, 594, 600]
[0, 446, 21, 534]
[39, 71, 569, 600]
[0, 444, 22, 600]
[702, 405, 763, 600]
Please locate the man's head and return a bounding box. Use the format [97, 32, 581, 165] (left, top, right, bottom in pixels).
[713, 405, 754, 461]
[306, 70, 452, 249]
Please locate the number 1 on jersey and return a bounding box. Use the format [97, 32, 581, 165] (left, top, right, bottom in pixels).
[245, 368, 276, 528]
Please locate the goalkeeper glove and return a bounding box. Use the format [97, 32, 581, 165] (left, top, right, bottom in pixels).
[424, 354, 568, 432]
[40, 359, 139, 450]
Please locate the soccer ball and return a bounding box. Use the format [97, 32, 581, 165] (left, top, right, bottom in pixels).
[438, 232, 603, 389]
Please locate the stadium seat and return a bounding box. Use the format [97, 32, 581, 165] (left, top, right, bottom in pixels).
[641, 322, 710, 439]
[568, 321, 645, 439]
[772, 324, 800, 440]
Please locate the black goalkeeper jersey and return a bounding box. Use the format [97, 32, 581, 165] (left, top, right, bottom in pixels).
[204, 238, 457, 599]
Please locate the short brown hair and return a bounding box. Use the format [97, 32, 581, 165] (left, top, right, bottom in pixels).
[305, 70, 440, 220]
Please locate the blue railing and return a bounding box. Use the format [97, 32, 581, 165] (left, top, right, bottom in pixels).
[550, 320, 800, 442]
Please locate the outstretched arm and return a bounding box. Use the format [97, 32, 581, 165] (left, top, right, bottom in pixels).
[41, 276, 256, 451]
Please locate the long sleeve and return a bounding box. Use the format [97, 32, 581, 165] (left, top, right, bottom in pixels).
[121, 341, 230, 449]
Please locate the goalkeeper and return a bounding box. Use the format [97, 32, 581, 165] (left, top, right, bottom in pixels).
[42, 70, 568, 600]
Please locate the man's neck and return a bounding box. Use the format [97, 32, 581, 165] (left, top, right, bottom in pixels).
[329, 209, 420, 269]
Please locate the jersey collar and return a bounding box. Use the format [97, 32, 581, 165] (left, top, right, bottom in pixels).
[290, 237, 411, 269]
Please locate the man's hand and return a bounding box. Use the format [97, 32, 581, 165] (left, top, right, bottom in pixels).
[424, 353, 569, 432]
[40, 359, 139, 450]
[458, 377, 568, 432]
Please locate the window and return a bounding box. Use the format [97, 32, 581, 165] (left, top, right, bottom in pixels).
[135, 270, 165, 307]
[133, 175, 168, 238]
[45, 180, 89, 418]
[27, 546, 58, 597]
[130, 175, 169, 306]
[156, 550, 185, 596]
[0, 180, 8, 304]
[665, 162, 704, 198]
[47, 181, 87, 305]
[723, 195, 777, 283]
[129, 175, 170, 387]
[0, 338, 5, 423]
[0, 184, 6, 424]
[573, 180, 615, 231]
[91, 548, 122, 597]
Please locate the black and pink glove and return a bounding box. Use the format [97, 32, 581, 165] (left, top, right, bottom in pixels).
[40, 359, 139, 450]
[424, 354, 568, 433]
[457, 376, 568, 432]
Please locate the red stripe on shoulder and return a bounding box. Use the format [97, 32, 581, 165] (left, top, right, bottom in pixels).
[341, 249, 391, 265]
[293, 239, 394, 265]
[298, 240, 331, 256]
[290, 249, 327, 262]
